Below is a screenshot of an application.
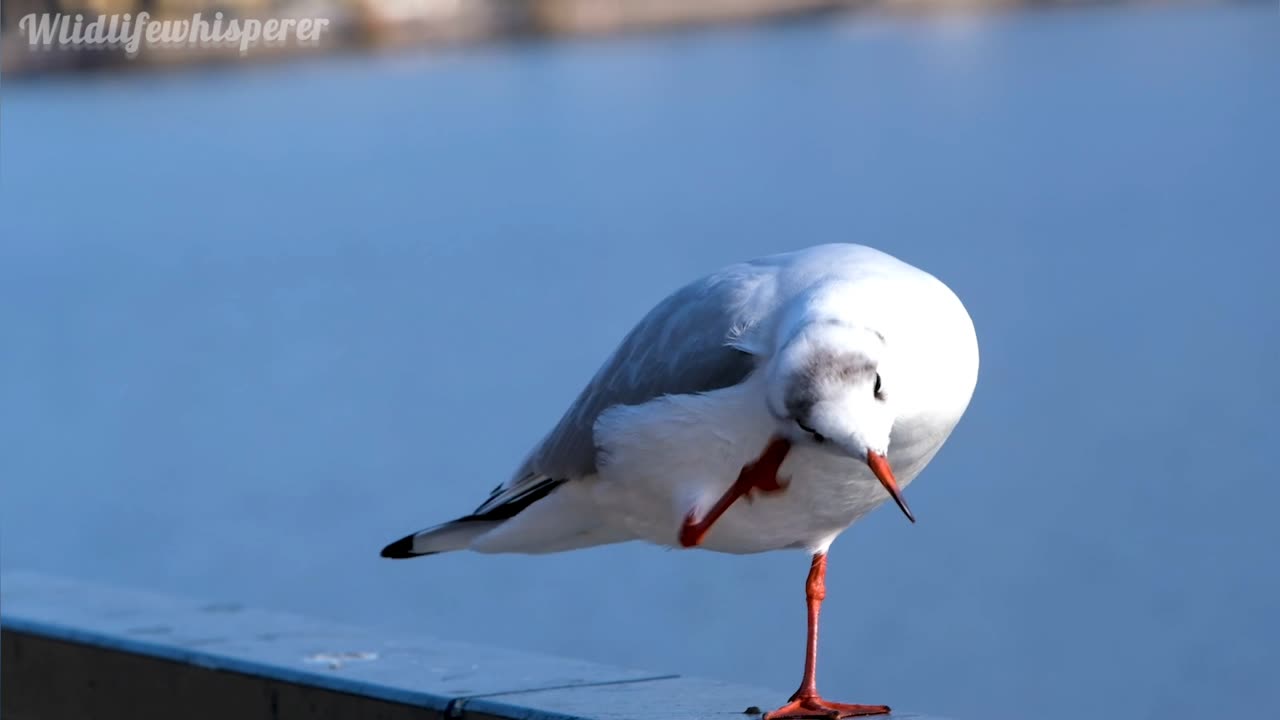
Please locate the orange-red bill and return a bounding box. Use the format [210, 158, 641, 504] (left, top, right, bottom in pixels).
[866, 451, 915, 523]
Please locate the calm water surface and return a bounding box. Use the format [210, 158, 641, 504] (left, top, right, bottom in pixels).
[3, 4, 1277, 719]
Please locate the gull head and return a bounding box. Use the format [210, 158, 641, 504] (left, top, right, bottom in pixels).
[765, 321, 914, 523]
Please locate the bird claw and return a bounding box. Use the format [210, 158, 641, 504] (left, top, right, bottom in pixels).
[743, 475, 789, 503]
[763, 696, 890, 719]
[679, 511, 706, 548]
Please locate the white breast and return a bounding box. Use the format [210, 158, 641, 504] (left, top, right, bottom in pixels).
[591, 372, 960, 554]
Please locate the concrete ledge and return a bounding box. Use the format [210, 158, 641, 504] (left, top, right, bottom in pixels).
[1, 572, 940, 720]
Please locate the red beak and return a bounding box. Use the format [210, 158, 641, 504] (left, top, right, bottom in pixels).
[867, 451, 915, 523]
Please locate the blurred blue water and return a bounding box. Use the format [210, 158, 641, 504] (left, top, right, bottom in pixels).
[3, 4, 1277, 718]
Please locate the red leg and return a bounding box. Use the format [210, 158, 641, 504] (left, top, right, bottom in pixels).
[763, 554, 890, 720]
[679, 437, 791, 548]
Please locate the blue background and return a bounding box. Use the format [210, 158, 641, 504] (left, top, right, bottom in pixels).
[3, 4, 1277, 718]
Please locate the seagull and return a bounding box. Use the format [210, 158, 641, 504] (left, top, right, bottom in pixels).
[382, 244, 979, 719]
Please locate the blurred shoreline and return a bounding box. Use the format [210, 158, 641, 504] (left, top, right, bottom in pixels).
[0, 0, 1215, 76]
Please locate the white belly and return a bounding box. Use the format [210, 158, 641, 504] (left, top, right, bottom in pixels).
[591, 374, 957, 554]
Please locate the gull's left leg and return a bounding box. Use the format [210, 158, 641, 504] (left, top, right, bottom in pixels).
[679, 437, 791, 548]
[764, 554, 890, 719]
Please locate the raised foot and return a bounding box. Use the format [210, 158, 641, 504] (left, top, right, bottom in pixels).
[762, 696, 891, 720]
[742, 471, 789, 501]
[678, 469, 788, 546]
[678, 437, 793, 547]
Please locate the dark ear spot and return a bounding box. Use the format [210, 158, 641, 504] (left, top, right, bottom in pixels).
[786, 350, 877, 416]
[805, 348, 875, 385]
[785, 384, 816, 420]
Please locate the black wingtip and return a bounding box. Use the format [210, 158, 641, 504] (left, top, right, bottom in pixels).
[380, 534, 432, 559]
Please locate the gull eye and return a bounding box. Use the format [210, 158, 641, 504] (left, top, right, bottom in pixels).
[795, 419, 825, 444]
[874, 373, 883, 399]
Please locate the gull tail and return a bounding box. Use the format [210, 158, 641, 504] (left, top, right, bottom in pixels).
[381, 474, 566, 559]
[379, 520, 498, 559]
[380, 475, 634, 557]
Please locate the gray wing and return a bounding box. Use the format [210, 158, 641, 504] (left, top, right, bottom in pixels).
[471, 265, 769, 517]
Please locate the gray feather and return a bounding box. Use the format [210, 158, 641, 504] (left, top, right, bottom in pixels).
[500, 265, 772, 505]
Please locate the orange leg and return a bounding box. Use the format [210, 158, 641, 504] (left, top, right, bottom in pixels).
[679, 437, 791, 548]
[764, 554, 891, 720]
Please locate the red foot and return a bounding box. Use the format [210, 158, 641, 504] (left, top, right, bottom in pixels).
[761, 555, 884, 720]
[743, 464, 788, 500]
[763, 695, 890, 719]
[679, 510, 708, 548]
[679, 437, 792, 547]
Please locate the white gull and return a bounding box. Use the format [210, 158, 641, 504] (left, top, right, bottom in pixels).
[382, 243, 979, 718]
